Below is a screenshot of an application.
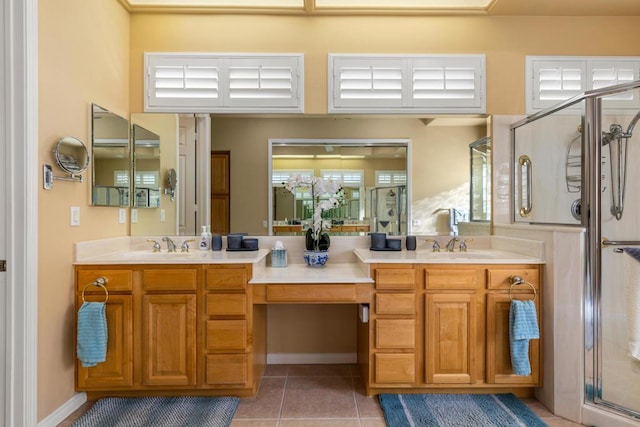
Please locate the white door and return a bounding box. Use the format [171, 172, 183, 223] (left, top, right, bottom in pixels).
[178, 115, 197, 235]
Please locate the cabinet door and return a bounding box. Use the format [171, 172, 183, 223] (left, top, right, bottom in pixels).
[425, 293, 476, 384]
[77, 294, 133, 389]
[142, 294, 196, 386]
[486, 293, 541, 385]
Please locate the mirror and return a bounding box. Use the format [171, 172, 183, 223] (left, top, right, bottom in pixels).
[132, 124, 161, 208]
[91, 104, 130, 207]
[269, 139, 408, 236]
[54, 136, 90, 177]
[128, 114, 489, 236]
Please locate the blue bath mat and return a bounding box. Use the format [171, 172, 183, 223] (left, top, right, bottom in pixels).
[72, 396, 239, 427]
[379, 393, 548, 427]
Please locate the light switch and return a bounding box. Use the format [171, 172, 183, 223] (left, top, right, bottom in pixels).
[70, 206, 80, 226]
[131, 209, 138, 224]
[118, 208, 126, 224]
[160, 209, 166, 222]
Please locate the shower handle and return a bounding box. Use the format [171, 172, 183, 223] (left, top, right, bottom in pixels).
[518, 155, 533, 217]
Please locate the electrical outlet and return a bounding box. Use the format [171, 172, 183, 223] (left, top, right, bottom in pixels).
[70, 206, 80, 226]
[160, 209, 166, 222]
[263, 220, 268, 228]
[118, 208, 126, 224]
[412, 219, 421, 227]
[131, 209, 138, 224]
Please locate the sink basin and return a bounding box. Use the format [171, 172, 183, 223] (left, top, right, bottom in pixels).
[124, 251, 206, 261]
[415, 249, 533, 262]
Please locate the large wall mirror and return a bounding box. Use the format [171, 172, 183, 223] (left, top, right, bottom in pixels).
[132, 124, 161, 209]
[91, 104, 130, 207]
[268, 139, 409, 236]
[128, 115, 490, 237]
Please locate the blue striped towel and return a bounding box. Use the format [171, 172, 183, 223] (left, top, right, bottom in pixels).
[509, 299, 539, 376]
[77, 302, 108, 368]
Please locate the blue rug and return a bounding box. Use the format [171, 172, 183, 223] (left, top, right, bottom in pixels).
[72, 396, 239, 427]
[379, 393, 548, 427]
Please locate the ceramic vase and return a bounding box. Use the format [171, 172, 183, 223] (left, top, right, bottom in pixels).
[303, 250, 329, 267]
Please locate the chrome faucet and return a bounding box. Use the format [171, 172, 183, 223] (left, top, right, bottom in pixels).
[425, 239, 441, 252]
[445, 236, 459, 252]
[180, 239, 196, 252]
[147, 239, 161, 253]
[162, 236, 177, 252]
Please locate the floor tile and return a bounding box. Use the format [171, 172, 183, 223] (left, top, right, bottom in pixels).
[522, 397, 559, 419]
[279, 419, 361, 427]
[353, 378, 384, 419]
[263, 364, 289, 377]
[544, 419, 584, 427]
[287, 363, 355, 377]
[230, 420, 279, 427]
[280, 376, 358, 419]
[234, 377, 285, 420]
[359, 419, 388, 427]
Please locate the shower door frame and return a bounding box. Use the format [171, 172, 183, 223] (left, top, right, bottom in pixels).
[585, 82, 640, 420]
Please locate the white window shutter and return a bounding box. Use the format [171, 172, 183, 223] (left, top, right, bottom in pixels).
[224, 56, 303, 111]
[531, 59, 586, 110]
[589, 60, 640, 107]
[411, 56, 484, 110]
[146, 54, 221, 111]
[331, 57, 405, 111]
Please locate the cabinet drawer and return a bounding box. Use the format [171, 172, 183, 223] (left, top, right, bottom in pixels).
[77, 269, 132, 292]
[206, 268, 247, 291]
[425, 268, 479, 290]
[142, 269, 197, 291]
[206, 354, 248, 385]
[375, 293, 415, 315]
[266, 284, 356, 302]
[206, 294, 247, 316]
[207, 320, 247, 350]
[374, 353, 415, 383]
[376, 319, 415, 349]
[375, 269, 415, 290]
[487, 268, 539, 290]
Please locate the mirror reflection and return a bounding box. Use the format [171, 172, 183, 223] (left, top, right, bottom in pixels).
[469, 136, 491, 222]
[129, 115, 490, 237]
[269, 139, 408, 236]
[132, 124, 161, 208]
[91, 104, 130, 207]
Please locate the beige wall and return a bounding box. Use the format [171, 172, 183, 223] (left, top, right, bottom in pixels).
[130, 14, 640, 115]
[38, 0, 129, 420]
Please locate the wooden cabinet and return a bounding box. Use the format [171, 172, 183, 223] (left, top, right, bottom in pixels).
[75, 263, 264, 398]
[76, 269, 133, 390]
[363, 263, 543, 395]
[368, 265, 416, 387]
[486, 267, 541, 386]
[203, 264, 265, 392]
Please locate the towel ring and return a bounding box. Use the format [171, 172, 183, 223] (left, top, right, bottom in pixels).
[508, 275, 537, 302]
[81, 277, 109, 303]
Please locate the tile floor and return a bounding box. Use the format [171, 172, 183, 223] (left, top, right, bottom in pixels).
[59, 364, 584, 426]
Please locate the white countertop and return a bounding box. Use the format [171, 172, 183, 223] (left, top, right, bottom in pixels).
[354, 248, 545, 264]
[250, 263, 373, 284]
[74, 248, 270, 265]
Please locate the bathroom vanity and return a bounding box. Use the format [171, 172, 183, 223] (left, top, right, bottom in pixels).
[74, 238, 543, 399]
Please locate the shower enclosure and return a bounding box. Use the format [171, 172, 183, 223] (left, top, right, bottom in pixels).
[366, 185, 407, 234]
[511, 80, 640, 423]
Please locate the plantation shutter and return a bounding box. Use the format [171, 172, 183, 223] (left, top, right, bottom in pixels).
[146, 54, 221, 111]
[410, 56, 484, 109]
[589, 60, 640, 107]
[225, 56, 301, 108]
[331, 57, 405, 109]
[531, 60, 586, 110]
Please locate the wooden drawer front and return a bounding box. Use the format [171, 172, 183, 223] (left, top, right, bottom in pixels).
[266, 284, 356, 303]
[376, 293, 415, 316]
[143, 269, 197, 291]
[206, 268, 247, 291]
[206, 354, 248, 385]
[77, 269, 132, 292]
[207, 320, 247, 350]
[487, 268, 539, 290]
[207, 294, 247, 316]
[425, 268, 478, 290]
[376, 319, 415, 349]
[374, 353, 415, 384]
[375, 269, 415, 290]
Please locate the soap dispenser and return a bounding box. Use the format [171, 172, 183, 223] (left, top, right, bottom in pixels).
[199, 226, 210, 250]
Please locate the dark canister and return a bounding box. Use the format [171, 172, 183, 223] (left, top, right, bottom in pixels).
[370, 232, 386, 249]
[405, 235, 417, 251]
[211, 235, 222, 251]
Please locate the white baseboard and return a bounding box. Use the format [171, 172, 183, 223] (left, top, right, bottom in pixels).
[38, 392, 87, 427]
[267, 352, 357, 365]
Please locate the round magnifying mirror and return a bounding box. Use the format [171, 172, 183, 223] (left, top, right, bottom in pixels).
[167, 168, 177, 190]
[54, 136, 90, 175]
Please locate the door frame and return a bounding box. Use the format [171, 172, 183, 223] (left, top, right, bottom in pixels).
[4, 0, 39, 425]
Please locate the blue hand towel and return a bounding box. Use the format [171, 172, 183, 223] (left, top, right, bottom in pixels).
[77, 301, 108, 368]
[509, 299, 539, 376]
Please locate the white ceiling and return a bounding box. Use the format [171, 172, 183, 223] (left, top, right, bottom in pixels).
[121, 0, 640, 15]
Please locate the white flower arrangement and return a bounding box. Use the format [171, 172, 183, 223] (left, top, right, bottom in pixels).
[284, 175, 343, 251]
